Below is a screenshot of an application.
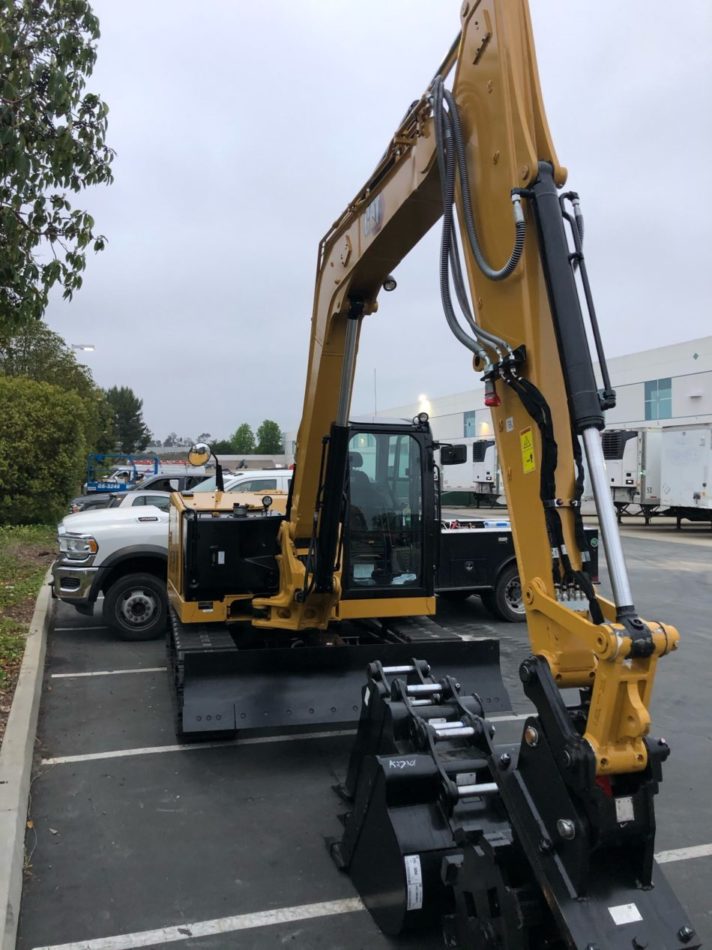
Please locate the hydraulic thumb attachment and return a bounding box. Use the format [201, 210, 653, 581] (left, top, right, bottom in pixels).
[331, 661, 700, 949]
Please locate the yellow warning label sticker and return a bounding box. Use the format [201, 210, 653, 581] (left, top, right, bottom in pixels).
[520, 426, 535, 474]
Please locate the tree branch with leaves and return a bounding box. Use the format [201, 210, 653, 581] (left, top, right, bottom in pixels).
[0, 0, 114, 335]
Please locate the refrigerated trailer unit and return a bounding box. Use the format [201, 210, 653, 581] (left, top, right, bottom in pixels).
[660, 425, 712, 527]
[601, 429, 663, 523]
[439, 438, 501, 507]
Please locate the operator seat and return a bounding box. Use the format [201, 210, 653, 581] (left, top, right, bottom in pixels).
[348, 452, 390, 529]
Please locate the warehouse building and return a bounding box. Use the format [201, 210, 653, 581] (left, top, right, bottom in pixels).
[373, 336, 712, 442]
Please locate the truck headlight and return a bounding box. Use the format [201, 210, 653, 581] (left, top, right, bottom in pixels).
[59, 534, 98, 559]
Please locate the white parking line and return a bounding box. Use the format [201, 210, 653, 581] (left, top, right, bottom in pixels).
[51, 667, 167, 679]
[39, 713, 530, 766]
[28, 840, 712, 950]
[656, 842, 712, 864]
[40, 730, 357, 765]
[31, 897, 365, 950]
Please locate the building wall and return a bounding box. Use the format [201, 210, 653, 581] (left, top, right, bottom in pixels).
[372, 336, 712, 441]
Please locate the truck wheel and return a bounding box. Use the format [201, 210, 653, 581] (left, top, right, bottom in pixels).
[483, 564, 526, 623]
[103, 572, 167, 641]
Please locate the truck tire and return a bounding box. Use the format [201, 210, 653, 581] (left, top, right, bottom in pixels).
[103, 572, 167, 641]
[482, 563, 525, 623]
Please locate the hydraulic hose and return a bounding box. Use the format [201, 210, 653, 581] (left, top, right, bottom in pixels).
[432, 78, 512, 359]
[434, 86, 487, 361]
[442, 85, 526, 281]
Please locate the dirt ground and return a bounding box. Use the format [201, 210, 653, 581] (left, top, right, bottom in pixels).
[0, 525, 55, 746]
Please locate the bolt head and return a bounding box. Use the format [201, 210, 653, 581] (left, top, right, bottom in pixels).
[556, 818, 576, 840]
[678, 926, 695, 943]
[498, 752, 511, 770]
[538, 836, 553, 854]
[524, 725, 539, 747]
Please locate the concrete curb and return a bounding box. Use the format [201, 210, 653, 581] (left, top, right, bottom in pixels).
[0, 570, 55, 950]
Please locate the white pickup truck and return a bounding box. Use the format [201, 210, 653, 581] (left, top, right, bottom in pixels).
[52, 504, 171, 640]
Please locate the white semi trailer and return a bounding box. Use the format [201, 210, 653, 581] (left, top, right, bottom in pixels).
[660, 424, 712, 528]
[439, 425, 711, 528]
[438, 437, 502, 507]
[600, 429, 662, 524]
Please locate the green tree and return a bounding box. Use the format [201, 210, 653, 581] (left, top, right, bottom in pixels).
[255, 419, 283, 454]
[0, 375, 86, 523]
[105, 385, 150, 452]
[210, 438, 233, 455]
[0, 0, 114, 333]
[231, 423, 255, 454]
[0, 320, 114, 450]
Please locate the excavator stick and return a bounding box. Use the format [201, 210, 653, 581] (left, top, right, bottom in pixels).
[331, 661, 700, 949]
[168, 613, 511, 740]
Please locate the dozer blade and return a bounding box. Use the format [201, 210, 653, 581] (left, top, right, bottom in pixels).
[168, 616, 510, 740]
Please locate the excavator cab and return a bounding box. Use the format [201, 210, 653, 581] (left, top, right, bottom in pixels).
[343, 421, 435, 600]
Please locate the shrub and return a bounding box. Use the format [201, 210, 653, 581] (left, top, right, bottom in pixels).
[0, 376, 87, 524]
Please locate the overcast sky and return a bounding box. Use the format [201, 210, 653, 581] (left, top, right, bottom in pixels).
[45, 1, 711, 443]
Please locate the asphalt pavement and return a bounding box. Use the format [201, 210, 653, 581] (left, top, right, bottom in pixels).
[16, 530, 712, 949]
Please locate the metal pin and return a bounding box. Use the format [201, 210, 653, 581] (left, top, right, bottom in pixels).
[457, 782, 498, 797]
[435, 726, 474, 739]
[407, 683, 443, 695]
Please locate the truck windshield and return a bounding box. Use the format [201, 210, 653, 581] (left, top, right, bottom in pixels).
[346, 430, 424, 591]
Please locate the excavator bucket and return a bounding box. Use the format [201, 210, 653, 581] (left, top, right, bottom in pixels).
[168, 614, 510, 741]
[331, 660, 701, 949]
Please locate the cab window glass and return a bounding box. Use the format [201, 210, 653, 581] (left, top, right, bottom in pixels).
[146, 495, 170, 511]
[346, 431, 423, 591]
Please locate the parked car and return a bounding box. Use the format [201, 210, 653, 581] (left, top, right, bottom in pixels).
[92, 490, 172, 512]
[69, 472, 206, 513]
[191, 469, 293, 494]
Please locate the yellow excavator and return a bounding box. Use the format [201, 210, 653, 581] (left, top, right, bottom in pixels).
[166, 1, 697, 944]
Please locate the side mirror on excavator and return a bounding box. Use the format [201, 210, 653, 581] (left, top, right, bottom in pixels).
[188, 443, 211, 467]
[189, 442, 224, 491]
[439, 444, 467, 465]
